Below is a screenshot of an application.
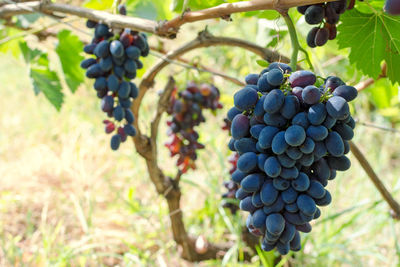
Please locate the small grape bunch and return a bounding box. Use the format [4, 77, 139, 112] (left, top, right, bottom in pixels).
[297, 0, 347, 47]
[228, 62, 358, 254]
[80, 5, 149, 150]
[165, 83, 223, 173]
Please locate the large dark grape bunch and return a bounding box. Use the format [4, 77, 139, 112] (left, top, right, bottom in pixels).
[80, 15, 149, 151]
[165, 83, 223, 173]
[227, 62, 358, 254]
[297, 0, 348, 48]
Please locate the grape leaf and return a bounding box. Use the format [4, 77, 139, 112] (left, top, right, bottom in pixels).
[30, 59, 64, 110]
[337, 9, 400, 84]
[20, 42, 63, 110]
[55, 30, 84, 93]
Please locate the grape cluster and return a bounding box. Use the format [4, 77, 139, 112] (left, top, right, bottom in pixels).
[222, 153, 240, 214]
[80, 17, 149, 150]
[297, 1, 347, 48]
[165, 83, 223, 173]
[228, 62, 357, 254]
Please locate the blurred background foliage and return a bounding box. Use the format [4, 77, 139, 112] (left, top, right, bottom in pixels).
[0, 0, 400, 266]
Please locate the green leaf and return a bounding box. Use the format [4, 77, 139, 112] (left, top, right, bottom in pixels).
[127, 0, 173, 20]
[30, 58, 64, 110]
[365, 78, 398, 109]
[337, 8, 400, 84]
[83, 0, 113, 10]
[20, 41, 63, 110]
[55, 30, 84, 93]
[256, 60, 269, 67]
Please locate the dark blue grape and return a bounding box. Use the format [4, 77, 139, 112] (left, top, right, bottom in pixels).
[231, 114, 250, 140]
[267, 69, 284, 86]
[326, 96, 349, 120]
[263, 113, 287, 128]
[261, 182, 279, 205]
[101, 95, 114, 112]
[297, 5, 310, 14]
[228, 138, 236, 151]
[327, 155, 351, 171]
[81, 58, 97, 69]
[307, 180, 326, 199]
[95, 24, 109, 38]
[234, 137, 257, 154]
[110, 134, 122, 151]
[297, 194, 317, 216]
[283, 211, 305, 225]
[264, 156, 281, 177]
[282, 187, 298, 204]
[227, 107, 242, 121]
[125, 109, 135, 124]
[296, 222, 312, 233]
[280, 167, 299, 180]
[86, 64, 103, 78]
[299, 153, 314, 167]
[252, 192, 264, 208]
[112, 66, 124, 79]
[289, 70, 316, 88]
[129, 83, 139, 98]
[306, 125, 328, 141]
[280, 95, 300, 119]
[304, 5, 325, 24]
[325, 131, 344, 157]
[292, 112, 310, 129]
[84, 43, 97, 54]
[126, 46, 141, 59]
[333, 123, 354, 140]
[86, 20, 97, 28]
[314, 190, 332, 206]
[258, 126, 279, 149]
[333, 85, 358, 102]
[308, 103, 327, 125]
[250, 124, 265, 140]
[94, 77, 107, 91]
[302, 85, 321, 105]
[234, 86, 258, 111]
[291, 172, 310, 192]
[240, 196, 257, 213]
[252, 208, 267, 228]
[266, 213, 285, 235]
[118, 81, 131, 99]
[324, 76, 345, 92]
[241, 173, 265, 192]
[110, 40, 124, 58]
[113, 105, 125, 121]
[254, 95, 266, 117]
[285, 203, 299, 213]
[124, 59, 137, 73]
[232, 169, 246, 184]
[313, 208, 321, 219]
[245, 73, 259, 85]
[313, 141, 327, 158]
[94, 40, 110, 58]
[263, 89, 285, 113]
[290, 231, 301, 251]
[263, 195, 285, 214]
[257, 154, 268, 171]
[285, 125, 306, 146]
[273, 178, 291, 191]
[107, 74, 119, 92]
[119, 98, 132, 109]
[272, 131, 288, 155]
[257, 74, 274, 92]
[323, 115, 337, 129]
[286, 147, 303, 160]
[278, 154, 296, 168]
[268, 62, 292, 73]
[280, 223, 296, 243]
[237, 152, 258, 173]
[123, 124, 136, 136]
[299, 137, 315, 154]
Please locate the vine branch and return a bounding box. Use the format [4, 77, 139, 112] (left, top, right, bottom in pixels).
[0, 0, 338, 38]
[281, 11, 299, 71]
[349, 141, 400, 219]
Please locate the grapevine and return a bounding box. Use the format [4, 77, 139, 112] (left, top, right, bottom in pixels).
[79, 6, 149, 150]
[228, 62, 358, 254]
[165, 82, 223, 173]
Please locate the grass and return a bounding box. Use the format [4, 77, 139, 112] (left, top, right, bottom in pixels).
[1, 22, 400, 266]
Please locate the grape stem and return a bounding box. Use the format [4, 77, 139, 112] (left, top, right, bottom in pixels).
[281, 12, 300, 71]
